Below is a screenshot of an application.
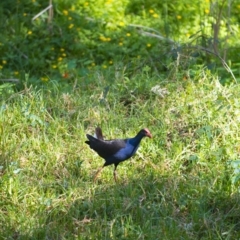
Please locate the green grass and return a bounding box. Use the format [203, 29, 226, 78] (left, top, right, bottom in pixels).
[1, 70, 240, 239]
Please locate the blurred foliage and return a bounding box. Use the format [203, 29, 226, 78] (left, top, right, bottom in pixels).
[0, 0, 239, 85]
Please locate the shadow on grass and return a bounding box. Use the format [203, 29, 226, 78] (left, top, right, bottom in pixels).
[5, 172, 240, 239]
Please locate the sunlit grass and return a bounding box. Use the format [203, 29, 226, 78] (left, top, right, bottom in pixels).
[0, 69, 240, 239]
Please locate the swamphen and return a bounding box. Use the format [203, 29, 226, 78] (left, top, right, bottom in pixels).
[85, 127, 152, 182]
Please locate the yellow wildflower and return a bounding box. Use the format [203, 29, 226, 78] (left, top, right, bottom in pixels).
[60, 48, 65, 52]
[62, 53, 67, 57]
[149, 9, 154, 14]
[100, 36, 107, 41]
[205, 9, 209, 14]
[63, 10, 68, 16]
[14, 71, 19, 75]
[0, 65, 3, 69]
[68, 24, 74, 29]
[119, 42, 123, 46]
[119, 22, 125, 27]
[2, 60, 7, 64]
[52, 65, 57, 69]
[58, 57, 63, 62]
[177, 15, 182, 19]
[147, 43, 151, 48]
[41, 77, 48, 82]
[153, 13, 159, 18]
[27, 31, 32, 35]
[126, 33, 131, 37]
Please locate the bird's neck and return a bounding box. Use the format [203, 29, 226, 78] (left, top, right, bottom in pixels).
[128, 134, 144, 146]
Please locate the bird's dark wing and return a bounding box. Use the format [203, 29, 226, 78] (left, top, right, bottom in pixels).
[85, 134, 126, 159]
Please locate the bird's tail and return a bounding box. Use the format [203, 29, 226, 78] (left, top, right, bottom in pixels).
[85, 134, 100, 145]
[95, 127, 104, 140]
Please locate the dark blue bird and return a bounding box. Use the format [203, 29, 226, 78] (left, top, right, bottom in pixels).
[85, 127, 152, 182]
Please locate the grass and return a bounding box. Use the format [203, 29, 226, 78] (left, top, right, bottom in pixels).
[1, 69, 240, 239]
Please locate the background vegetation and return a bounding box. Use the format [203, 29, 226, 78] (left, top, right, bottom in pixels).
[0, 0, 239, 84]
[0, 0, 240, 239]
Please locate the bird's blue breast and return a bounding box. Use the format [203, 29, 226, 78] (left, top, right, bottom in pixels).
[111, 139, 139, 162]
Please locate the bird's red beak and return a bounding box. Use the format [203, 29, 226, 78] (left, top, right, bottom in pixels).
[144, 129, 152, 138]
[147, 132, 152, 138]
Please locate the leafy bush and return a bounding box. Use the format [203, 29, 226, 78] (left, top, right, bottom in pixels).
[0, 0, 239, 84]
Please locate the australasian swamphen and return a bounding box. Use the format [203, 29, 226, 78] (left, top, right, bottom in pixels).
[85, 127, 152, 182]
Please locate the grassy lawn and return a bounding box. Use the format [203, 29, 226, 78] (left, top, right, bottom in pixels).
[1, 70, 240, 239]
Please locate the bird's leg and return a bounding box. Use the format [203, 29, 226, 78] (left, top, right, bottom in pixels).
[94, 166, 104, 182]
[113, 169, 117, 183]
[113, 164, 118, 183]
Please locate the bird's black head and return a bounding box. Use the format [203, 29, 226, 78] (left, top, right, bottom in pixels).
[139, 128, 152, 138]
